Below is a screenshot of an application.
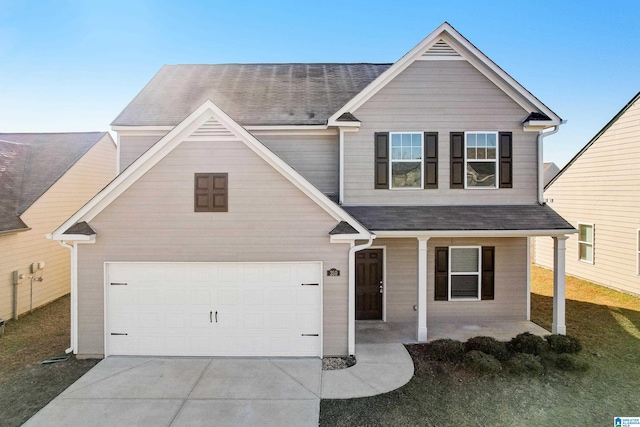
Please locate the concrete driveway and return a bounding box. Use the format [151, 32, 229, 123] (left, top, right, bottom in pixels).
[24, 356, 322, 427]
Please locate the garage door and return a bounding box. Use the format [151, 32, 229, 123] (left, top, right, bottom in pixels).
[105, 262, 322, 357]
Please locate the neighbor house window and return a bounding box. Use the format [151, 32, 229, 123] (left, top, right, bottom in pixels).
[465, 132, 498, 188]
[390, 132, 423, 189]
[194, 173, 228, 212]
[578, 223, 594, 263]
[449, 246, 481, 300]
[636, 229, 640, 275]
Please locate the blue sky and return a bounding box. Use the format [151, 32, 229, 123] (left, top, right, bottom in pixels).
[1, 0, 638, 167]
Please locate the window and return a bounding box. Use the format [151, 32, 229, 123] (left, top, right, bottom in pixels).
[465, 132, 498, 188]
[636, 229, 640, 275]
[578, 223, 594, 263]
[194, 173, 228, 212]
[390, 132, 423, 189]
[435, 246, 494, 301]
[449, 247, 481, 299]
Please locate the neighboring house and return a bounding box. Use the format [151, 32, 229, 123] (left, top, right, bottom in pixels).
[534, 91, 640, 296]
[543, 162, 560, 186]
[50, 22, 575, 359]
[0, 132, 116, 321]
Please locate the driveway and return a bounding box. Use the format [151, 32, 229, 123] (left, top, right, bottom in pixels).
[24, 356, 322, 427]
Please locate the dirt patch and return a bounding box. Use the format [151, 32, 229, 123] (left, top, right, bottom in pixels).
[322, 356, 356, 370]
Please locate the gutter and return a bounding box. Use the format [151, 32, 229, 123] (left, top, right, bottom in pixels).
[537, 125, 561, 205]
[347, 234, 376, 355]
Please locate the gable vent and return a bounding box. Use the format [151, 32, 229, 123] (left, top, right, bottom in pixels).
[422, 39, 461, 58]
[188, 117, 235, 139]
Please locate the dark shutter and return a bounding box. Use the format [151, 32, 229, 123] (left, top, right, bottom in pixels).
[424, 132, 438, 189]
[374, 132, 389, 189]
[499, 132, 513, 188]
[481, 246, 495, 300]
[435, 247, 449, 301]
[194, 173, 228, 212]
[450, 132, 464, 189]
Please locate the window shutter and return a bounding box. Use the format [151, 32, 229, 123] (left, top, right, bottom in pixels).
[481, 246, 495, 300]
[435, 247, 449, 301]
[211, 174, 228, 212]
[374, 132, 389, 189]
[194, 174, 212, 212]
[424, 132, 438, 189]
[450, 132, 464, 189]
[499, 132, 513, 188]
[194, 173, 228, 212]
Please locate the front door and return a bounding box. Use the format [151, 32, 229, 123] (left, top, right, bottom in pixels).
[355, 249, 383, 320]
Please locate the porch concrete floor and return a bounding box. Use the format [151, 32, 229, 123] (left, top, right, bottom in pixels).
[356, 320, 549, 344]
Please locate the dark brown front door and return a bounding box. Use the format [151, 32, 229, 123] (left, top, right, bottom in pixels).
[356, 249, 383, 320]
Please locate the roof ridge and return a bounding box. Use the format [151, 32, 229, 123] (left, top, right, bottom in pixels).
[164, 62, 395, 66]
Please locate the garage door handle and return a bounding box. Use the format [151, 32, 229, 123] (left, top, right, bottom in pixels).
[301, 283, 319, 286]
[210, 311, 212, 323]
[215, 311, 218, 323]
[301, 334, 319, 336]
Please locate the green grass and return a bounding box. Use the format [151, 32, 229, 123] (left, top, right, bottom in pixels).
[320, 266, 640, 426]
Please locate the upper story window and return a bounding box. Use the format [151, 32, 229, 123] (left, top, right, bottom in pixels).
[390, 132, 423, 189]
[194, 173, 228, 212]
[466, 132, 498, 188]
[578, 223, 594, 263]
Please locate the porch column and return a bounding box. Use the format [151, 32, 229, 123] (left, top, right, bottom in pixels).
[552, 235, 569, 335]
[417, 237, 430, 341]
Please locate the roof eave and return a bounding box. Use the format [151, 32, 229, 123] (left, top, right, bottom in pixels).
[0, 227, 32, 236]
[373, 229, 577, 238]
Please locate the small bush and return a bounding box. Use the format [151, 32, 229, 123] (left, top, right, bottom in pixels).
[463, 350, 502, 374]
[429, 339, 465, 363]
[505, 353, 544, 376]
[545, 334, 582, 354]
[554, 354, 590, 372]
[465, 336, 510, 361]
[509, 332, 547, 356]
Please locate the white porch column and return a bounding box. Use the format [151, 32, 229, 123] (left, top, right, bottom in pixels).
[417, 237, 430, 342]
[552, 235, 569, 335]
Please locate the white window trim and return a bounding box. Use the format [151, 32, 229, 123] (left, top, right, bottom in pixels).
[389, 132, 424, 190]
[577, 222, 594, 264]
[464, 131, 499, 190]
[448, 246, 481, 301]
[636, 229, 640, 276]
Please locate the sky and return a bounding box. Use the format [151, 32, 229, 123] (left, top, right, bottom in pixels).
[1, 0, 639, 168]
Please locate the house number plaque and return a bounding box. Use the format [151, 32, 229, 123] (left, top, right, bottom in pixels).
[327, 268, 340, 277]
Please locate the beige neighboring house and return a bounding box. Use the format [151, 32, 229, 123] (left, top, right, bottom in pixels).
[0, 132, 116, 321]
[50, 23, 576, 359]
[543, 162, 560, 186]
[534, 91, 640, 296]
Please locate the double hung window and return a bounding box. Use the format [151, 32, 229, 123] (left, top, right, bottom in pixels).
[465, 132, 498, 188]
[578, 223, 594, 263]
[390, 132, 423, 189]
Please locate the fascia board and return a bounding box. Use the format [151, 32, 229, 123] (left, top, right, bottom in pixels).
[373, 229, 577, 238]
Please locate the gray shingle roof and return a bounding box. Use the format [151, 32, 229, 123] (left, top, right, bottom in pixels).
[0, 132, 107, 233]
[329, 221, 359, 235]
[342, 205, 574, 232]
[63, 221, 96, 236]
[111, 64, 392, 127]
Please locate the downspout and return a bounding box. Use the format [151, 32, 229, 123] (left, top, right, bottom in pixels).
[58, 241, 76, 354]
[537, 126, 560, 205]
[339, 128, 345, 204]
[348, 234, 375, 355]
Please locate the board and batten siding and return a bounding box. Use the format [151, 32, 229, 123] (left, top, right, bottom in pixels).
[76, 136, 350, 357]
[118, 132, 168, 172]
[344, 60, 538, 205]
[253, 133, 339, 196]
[0, 135, 116, 320]
[534, 97, 640, 295]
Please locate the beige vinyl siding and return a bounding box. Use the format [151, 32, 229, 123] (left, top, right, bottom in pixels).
[374, 239, 418, 323]
[253, 133, 339, 196]
[76, 135, 350, 357]
[344, 60, 537, 205]
[534, 98, 640, 295]
[0, 135, 116, 320]
[118, 132, 168, 172]
[428, 237, 528, 321]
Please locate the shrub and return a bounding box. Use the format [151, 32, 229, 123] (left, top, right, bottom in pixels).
[545, 334, 582, 354]
[554, 354, 590, 372]
[429, 339, 465, 363]
[463, 350, 502, 374]
[509, 332, 547, 356]
[505, 353, 544, 376]
[465, 336, 510, 361]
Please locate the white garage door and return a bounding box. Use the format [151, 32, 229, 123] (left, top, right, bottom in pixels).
[106, 262, 322, 357]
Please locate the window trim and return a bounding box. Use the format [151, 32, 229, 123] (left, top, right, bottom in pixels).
[448, 245, 482, 301]
[577, 222, 594, 264]
[464, 131, 499, 190]
[388, 132, 424, 190]
[636, 229, 640, 276]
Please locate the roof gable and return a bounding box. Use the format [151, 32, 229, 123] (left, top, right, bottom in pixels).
[327, 22, 561, 126]
[0, 132, 109, 233]
[52, 100, 370, 240]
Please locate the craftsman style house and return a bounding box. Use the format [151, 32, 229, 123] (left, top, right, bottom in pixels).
[535, 91, 640, 296]
[50, 23, 574, 358]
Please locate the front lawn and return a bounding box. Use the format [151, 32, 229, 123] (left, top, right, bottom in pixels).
[320, 266, 640, 426]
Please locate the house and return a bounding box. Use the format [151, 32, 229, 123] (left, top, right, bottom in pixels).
[1, 132, 116, 321]
[49, 23, 575, 359]
[543, 162, 560, 186]
[534, 91, 640, 296]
